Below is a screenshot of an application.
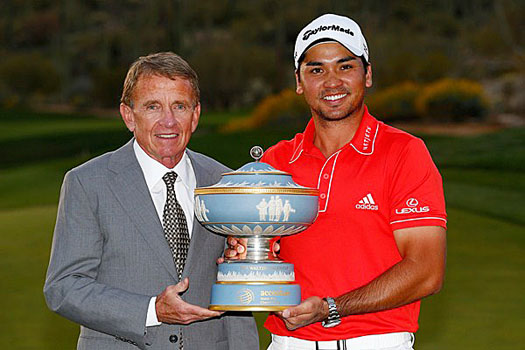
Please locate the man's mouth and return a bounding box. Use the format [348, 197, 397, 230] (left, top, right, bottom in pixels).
[156, 133, 179, 139]
[322, 93, 348, 101]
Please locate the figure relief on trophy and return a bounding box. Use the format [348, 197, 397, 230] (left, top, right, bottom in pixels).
[194, 146, 319, 311]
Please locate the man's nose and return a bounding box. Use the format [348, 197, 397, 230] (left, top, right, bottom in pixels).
[160, 108, 177, 127]
[324, 70, 343, 88]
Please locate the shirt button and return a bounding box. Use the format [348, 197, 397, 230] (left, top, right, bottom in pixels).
[169, 334, 178, 343]
[320, 193, 326, 199]
[323, 174, 329, 180]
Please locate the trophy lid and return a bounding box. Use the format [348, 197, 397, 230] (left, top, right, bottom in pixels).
[193, 146, 319, 240]
[194, 146, 317, 195]
[223, 161, 290, 176]
[223, 145, 290, 175]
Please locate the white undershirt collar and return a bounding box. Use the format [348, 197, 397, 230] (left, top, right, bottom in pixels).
[133, 140, 196, 231]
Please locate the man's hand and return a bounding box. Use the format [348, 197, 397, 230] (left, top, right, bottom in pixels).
[217, 236, 280, 264]
[275, 296, 328, 331]
[216, 236, 246, 264]
[226, 236, 248, 260]
[155, 278, 222, 324]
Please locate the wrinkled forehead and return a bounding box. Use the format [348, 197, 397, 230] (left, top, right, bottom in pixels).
[133, 73, 197, 103]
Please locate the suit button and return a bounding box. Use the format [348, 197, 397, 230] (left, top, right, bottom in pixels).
[169, 334, 178, 343]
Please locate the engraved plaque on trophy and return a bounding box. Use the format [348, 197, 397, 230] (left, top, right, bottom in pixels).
[194, 146, 319, 311]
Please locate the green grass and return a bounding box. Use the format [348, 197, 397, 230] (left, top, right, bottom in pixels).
[0, 206, 79, 349]
[0, 158, 83, 209]
[1, 109, 524, 349]
[442, 169, 525, 225]
[418, 208, 525, 349]
[0, 118, 123, 142]
[422, 128, 525, 172]
[198, 109, 249, 128]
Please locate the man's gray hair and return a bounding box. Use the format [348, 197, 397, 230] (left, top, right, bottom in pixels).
[121, 51, 200, 108]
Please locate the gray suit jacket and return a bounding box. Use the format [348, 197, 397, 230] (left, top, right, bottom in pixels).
[44, 140, 259, 350]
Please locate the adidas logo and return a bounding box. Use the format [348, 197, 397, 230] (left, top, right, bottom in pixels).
[355, 193, 379, 211]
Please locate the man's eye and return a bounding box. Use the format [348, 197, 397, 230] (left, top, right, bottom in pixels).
[174, 104, 187, 112]
[146, 105, 159, 111]
[310, 68, 322, 74]
[341, 64, 353, 70]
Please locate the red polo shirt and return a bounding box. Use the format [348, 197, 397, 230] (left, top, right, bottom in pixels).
[262, 106, 446, 341]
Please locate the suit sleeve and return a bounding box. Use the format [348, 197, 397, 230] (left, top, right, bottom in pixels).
[43, 171, 151, 347]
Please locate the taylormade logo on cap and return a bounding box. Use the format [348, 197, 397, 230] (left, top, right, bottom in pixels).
[294, 14, 369, 69]
[303, 25, 355, 41]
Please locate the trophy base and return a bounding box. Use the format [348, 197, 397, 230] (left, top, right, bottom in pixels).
[209, 282, 300, 312]
[209, 262, 301, 311]
[209, 304, 292, 312]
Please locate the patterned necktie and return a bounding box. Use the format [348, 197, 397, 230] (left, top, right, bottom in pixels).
[162, 172, 190, 350]
[162, 172, 190, 280]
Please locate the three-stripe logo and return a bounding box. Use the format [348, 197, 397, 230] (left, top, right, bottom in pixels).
[355, 193, 379, 210]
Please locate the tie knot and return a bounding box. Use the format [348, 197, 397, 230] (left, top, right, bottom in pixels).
[162, 171, 178, 188]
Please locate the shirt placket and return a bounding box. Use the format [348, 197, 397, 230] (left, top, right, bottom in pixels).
[317, 152, 340, 212]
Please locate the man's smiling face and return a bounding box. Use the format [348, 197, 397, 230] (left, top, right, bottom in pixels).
[120, 74, 200, 168]
[296, 42, 372, 123]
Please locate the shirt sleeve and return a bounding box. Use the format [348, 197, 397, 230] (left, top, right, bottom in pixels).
[388, 138, 447, 231]
[146, 297, 162, 327]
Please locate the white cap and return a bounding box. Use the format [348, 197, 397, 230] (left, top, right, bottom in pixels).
[294, 14, 369, 69]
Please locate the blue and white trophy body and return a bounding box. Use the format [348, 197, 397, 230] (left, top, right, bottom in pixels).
[194, 146, 319, 311]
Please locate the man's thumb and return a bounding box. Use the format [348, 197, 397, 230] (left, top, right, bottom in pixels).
[175, 277, 189, 293]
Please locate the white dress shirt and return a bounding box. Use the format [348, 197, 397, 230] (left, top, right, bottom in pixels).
[133, 141, 197, 327]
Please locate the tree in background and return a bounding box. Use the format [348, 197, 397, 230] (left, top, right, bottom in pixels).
[0, 0, 522, 114]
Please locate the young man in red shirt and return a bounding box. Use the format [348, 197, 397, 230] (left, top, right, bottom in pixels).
[228, 14, 447, 350]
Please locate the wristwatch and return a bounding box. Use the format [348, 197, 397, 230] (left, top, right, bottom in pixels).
[321, 297, 341, 328]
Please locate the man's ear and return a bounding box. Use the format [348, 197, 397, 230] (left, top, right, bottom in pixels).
[295, 70, 304, 95]
[120, 103, 135, 132]
[191, 103, 201, 133]
[365, 64, 373, 88]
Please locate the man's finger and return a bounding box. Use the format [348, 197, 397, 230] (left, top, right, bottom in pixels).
[189, 305, 222, 318]
[281, 303, 306, 319]
[174, 277, 190, 293]
[273, 311, 283, 318]
[284, 321, 297, 331]
[225, 248, 239, 258]
[176, 302, 223, 324]
[227, 236, 238, 247]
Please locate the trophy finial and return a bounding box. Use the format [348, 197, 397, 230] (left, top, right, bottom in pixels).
[250, 146, 264, 162]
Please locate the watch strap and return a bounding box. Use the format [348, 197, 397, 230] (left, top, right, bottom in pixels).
[322, 297, 341, 328]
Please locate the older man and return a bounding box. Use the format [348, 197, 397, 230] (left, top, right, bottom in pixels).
[44, 52, 259, 350]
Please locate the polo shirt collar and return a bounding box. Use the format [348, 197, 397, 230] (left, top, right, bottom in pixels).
[289, 105, 379, 163]
[348, 106, 379, 155]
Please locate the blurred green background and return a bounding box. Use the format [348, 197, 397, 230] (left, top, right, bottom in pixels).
[1, 0, 524, 349]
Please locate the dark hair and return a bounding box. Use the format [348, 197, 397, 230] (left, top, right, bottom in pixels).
[121, 52, 200, 107]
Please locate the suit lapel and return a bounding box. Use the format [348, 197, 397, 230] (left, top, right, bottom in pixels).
[107, 140, 179, 280]
[182, 150, 217, 278]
